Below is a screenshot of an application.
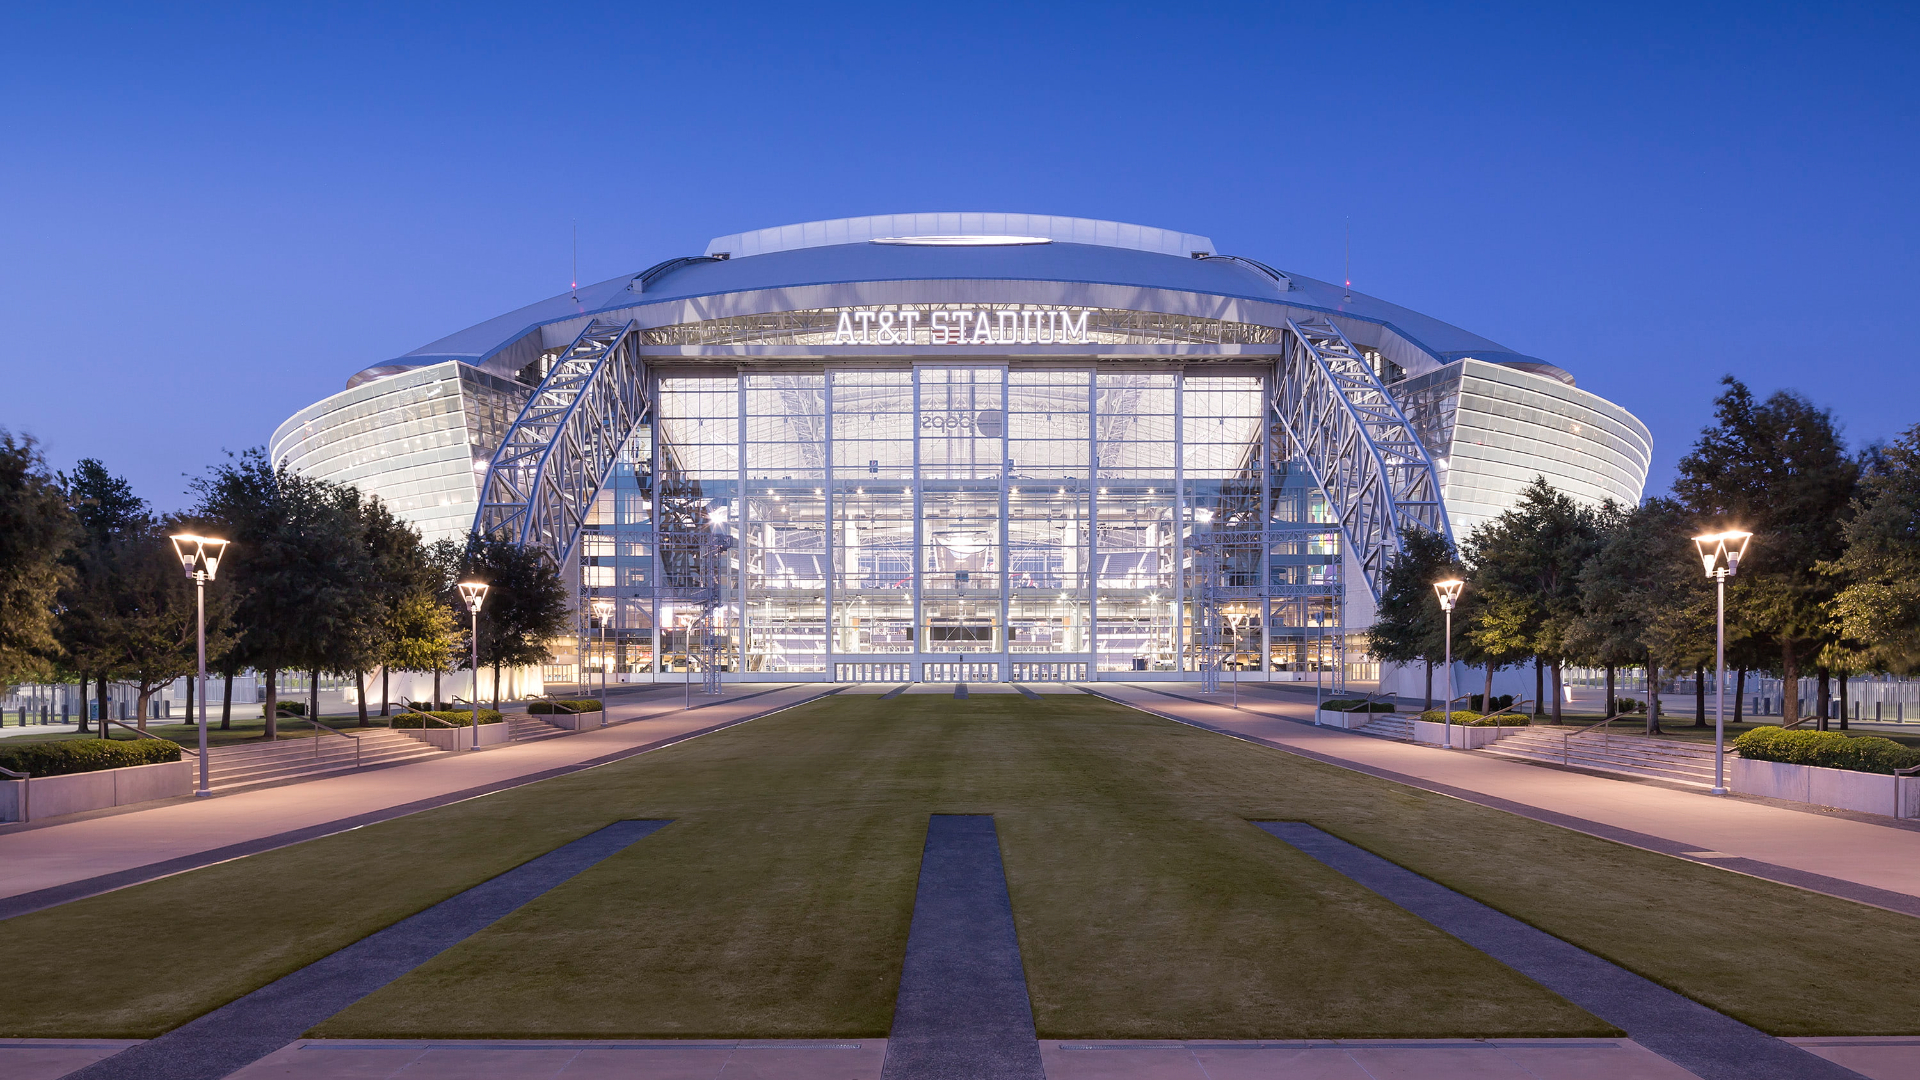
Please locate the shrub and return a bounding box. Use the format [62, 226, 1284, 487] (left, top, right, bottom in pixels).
[1733, 727, 1920, 774]
[263, 701, 306, 718]
[391, 709, 504, 729]
[1318, 698, 1394, 713]
[530, 699, 605, 714]
[0, 738, 182, 777]
[1614, 697, 1645, 714]
[1468, 693, 1514, 712]
[1418, 709, 1528, 727]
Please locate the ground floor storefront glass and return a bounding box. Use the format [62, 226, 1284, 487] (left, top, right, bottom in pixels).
[557, 363, 1371, 683]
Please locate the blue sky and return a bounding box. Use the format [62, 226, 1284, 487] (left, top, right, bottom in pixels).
[2, 1, 1915, 509]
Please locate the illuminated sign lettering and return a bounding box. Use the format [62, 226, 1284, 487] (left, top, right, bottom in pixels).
[830, 307, 1092, 346]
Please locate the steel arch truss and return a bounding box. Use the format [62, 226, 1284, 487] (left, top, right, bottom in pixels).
[476, 319, 647, 565]
[1272, 318, 1450, 601]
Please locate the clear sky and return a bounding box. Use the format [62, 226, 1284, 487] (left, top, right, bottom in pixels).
[2, 1, 1915, 511]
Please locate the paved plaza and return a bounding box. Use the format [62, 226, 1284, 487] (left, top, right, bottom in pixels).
[5, 684, 1920, 1078]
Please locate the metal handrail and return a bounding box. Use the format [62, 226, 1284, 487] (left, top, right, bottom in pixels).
[1560, 711, 1637, 764]
[103, 717, 196, 756]
[304, 716, 361, 769]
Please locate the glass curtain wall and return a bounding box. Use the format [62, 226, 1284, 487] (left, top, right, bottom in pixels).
[590, 363, 1360, 681]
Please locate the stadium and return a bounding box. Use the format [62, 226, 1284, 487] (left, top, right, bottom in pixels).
[270, 213, 1651, 691]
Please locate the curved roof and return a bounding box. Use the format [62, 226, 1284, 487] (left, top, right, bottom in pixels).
[372, 213, 1570, 387]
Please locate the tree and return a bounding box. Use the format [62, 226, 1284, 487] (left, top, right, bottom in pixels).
[0, 432, 74, 692]
[91, 519, 213, 730]
[1673, 377, 1858, 725]
[1829, 425, 1920, 675]
[1578, 498, 1706, 734]
[58, 458, 149, 733]
[1463, 477, 1601, 722]
[1367, 527, 1464, 710]
[354, 494, 448, 721]
[457, 537, 570, 708]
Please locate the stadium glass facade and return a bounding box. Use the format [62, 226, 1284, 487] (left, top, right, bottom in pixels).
[271, 213, 1651, 686]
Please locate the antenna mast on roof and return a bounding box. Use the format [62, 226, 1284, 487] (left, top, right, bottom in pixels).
[570, 221, 579, 305]
[1343, 217, 1352, 304]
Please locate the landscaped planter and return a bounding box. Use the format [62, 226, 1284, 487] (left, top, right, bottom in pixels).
[1315, 709, 1381, 729]
[0, 758, 193, 823]
[396, 722, 511, 751]
[533, 710, 602, 731]
[1411, 719, 1524, 749]
[1731, 756, 1920, 818]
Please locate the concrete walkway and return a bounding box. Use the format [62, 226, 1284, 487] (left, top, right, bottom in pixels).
[0, 684, 831, 912]
[1093, 683, 1920, 908]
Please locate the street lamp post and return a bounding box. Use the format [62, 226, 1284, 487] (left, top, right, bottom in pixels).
[1692, 530, 1753, 795]
[457, 582, 490, 750]
[169, 534, 230, 797]
[1434, 579, 1465, 751]
[591, 597, 614, 710]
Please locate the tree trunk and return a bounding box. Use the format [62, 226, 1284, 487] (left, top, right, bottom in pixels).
[492, 663, 502, 711]
[1839, 670, 1850, 731]
[76, 671, 90, 734]
[1551, 660, 1563, 724]
[221, 670, 233, 730]
[433, 668, 441, 710]
[355, 670, 369, 726]
[135, 687, 151, 732]
[1781, 640, 1800, 725]
[1694, 663, 1707, 727]
[1605, 664, 1616, 718]
[1734, 669, 1745, 725]
[1483, 663, 1494, 715]
[1423, 659, 1433, 712]
[1646, 659, 1663, 735]
[1816, 667, 1831, 732]
[264, 668, 278, 740]
[309, 669, 321, 728]
[97, 676, 111, 738]
[381, 666, 390, 717]
[185, 674, 195, 731]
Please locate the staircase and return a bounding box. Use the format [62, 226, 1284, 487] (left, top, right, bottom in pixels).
[506, 714, 570, 742]
[1478, 727, 1719, 786]
[1357, 715, 1416, 741]
[203, 729, 445, 792]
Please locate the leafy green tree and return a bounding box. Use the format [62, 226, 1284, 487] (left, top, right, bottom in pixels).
[56, 458, 147, 731]
[457, 537, 570, 708]
[1367, 527, 1464, 709]
[1463, 477, 1601, 722]
[0, 432, 74, 693]
[1829, 425, 1920, 675]
[352, 494, 449, 720]
[1578, 498, 1706, 734]
[1673, 377, 1858, 725]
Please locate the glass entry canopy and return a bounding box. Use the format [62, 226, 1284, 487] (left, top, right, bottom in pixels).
[642, 363, 1297, 682]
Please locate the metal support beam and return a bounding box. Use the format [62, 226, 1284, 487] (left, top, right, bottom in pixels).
[1271, 318, 1450, 601]
[475, 319, 648, 566]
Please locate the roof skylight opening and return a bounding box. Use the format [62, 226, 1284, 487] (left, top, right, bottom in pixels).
[869, 235, 1053, 246]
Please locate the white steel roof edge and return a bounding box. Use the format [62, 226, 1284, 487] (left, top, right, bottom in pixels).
[705, 213, 1215, 260]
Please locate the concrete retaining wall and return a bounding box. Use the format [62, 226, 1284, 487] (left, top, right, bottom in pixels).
[1730, 756, 1920, 818]
[533, 710, 603, 731]
[1412, 719, 1523, 750]
[395, 722, 510, 752]
[0, 758, 193, 822]
[1315, 709, 1378, 729]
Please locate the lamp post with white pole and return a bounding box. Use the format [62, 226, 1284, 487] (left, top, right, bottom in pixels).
[591, 597, 614, 710]
[169, 534, 230, 798]
[1434, 579, 1465, 750]
[457, 582, 490, 750]
[1692, 530, 1752, 795]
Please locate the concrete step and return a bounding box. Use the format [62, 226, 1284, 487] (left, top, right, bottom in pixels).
[1478, 731, 1720, 785]
[507, 715, 569, 742]
[204, 730, 445, 790]
[1358, 716, 1415, 741]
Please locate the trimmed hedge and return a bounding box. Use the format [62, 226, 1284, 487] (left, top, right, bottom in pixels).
[1468, 693, 1514, 712]
[263, 701, 306, 718]
[0, 738, 183, 778]
[391, 709, 504, 729]
[1319, 698, 1394, 713]
[1418, 709, 1528, 727]
[1733, 727, 1920, 775]
[530, 699, 604, 714]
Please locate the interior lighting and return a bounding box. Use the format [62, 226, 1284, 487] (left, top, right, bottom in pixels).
[870, 235, 1053, 246]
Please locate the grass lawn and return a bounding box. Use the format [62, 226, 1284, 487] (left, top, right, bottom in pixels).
[0, 694, 1916, 1041]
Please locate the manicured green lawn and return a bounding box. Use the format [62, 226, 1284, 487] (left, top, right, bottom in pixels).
[3, 692, 1919, 1041]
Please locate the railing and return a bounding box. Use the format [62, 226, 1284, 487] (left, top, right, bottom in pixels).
[304, 716, 361, 769]
[1559, 711, 1638, 764]
[104, 717, 196, 756]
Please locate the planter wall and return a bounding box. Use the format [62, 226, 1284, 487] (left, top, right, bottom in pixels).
[396, 722, 511, 752]
[1730, 756, 1920, 818]
[1411, 719, 1524, 750]
[534, 711, 602, 731]
[0, 758, 193, 823]
[1315, 710, 1379, 729]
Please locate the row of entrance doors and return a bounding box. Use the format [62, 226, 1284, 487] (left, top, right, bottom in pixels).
[833, 662, 1091, 683]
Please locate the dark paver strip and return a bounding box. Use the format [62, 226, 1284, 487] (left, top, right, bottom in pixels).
[881, 684, 911, 700]
[1013, 685, 1042, 701]
[1085, 686, 1920, 919]
[883, 815, 1044, 1080]
[0, 687, 841, 921]
[954, 683, 969, 700]
[1258, 822, 1868, 1080]
[63, 820, 670, 1080]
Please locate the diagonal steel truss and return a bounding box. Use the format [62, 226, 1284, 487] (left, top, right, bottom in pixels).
[1272, 318, 1450, 602]
[475, 319, 647, 565]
